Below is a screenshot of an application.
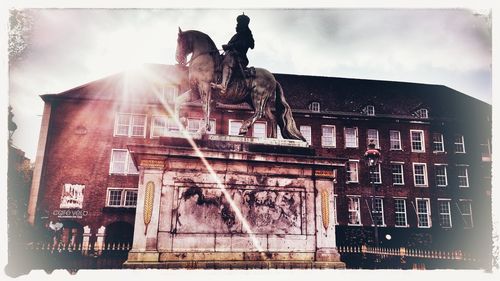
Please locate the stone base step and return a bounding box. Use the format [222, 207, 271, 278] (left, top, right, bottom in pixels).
[123, 260, 346, 269]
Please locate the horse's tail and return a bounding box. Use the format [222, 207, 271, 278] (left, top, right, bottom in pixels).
[275, 82, 306, 142]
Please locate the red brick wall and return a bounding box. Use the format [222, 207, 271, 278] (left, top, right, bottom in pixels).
[38, 96, 484, 238]
[40, 99, 147, 232]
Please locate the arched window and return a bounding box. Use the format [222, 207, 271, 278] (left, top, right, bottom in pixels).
[309, 102, 320, 112]
[105, 221, 134, 244]
[104, 221, 134, 254]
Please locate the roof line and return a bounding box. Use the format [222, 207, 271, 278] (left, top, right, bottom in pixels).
[273, 72, 444, 88]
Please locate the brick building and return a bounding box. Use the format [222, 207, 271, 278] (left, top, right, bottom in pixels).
[27, 64, 492, 268]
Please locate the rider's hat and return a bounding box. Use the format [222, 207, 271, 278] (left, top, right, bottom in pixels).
[237, 13, 250, 25]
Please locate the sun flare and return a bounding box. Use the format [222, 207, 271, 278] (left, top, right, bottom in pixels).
[85, 24, 177, 77]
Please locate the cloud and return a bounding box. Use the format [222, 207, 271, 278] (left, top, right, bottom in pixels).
[8, 8, 491, 159]
[251, 9, 491, 74]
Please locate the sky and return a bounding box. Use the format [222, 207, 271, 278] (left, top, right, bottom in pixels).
[6, 6, 493, 161]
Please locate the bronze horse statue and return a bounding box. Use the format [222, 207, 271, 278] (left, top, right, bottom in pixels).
[175, 28, 305, 141]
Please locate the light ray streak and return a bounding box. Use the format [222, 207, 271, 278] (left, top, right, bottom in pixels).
[151, 85, 267, 255]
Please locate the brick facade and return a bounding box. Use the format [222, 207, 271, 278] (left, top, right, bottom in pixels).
[29, 64, 492, 268]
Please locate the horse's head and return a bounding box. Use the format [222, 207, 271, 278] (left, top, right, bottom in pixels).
[176, 27, 190, 65]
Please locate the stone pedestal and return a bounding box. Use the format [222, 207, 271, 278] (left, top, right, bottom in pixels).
[124, 135, 345, 269]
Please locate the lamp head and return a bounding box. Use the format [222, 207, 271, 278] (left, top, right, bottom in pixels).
[364, 139, 381, 166]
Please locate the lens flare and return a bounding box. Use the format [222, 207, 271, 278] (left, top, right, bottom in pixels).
[151, 83, 267, 255]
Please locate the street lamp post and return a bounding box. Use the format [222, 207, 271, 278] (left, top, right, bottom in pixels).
[364, 140, 381, 260]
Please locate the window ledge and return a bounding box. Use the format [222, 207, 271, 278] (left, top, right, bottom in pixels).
[102, 207, 137, 213]
[109, 173, 140, 176]
[113, 134, 146, 138]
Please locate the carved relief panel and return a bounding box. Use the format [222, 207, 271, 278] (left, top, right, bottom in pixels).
[173, 184, 304, 235]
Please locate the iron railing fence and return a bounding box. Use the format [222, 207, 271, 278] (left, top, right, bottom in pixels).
[26, 241, 132, 254]
[337, 245, 476, 261]
[7, 241, 131, 275]
[8, 241, 482, 273]
[337, 245, 481, 269]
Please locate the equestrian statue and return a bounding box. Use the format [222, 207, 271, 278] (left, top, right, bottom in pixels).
[175, 14, 305, 141]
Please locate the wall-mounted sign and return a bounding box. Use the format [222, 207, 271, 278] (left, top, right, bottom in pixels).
[140, 159, 165, 169]
[60, 184, 85, 209]
[74, 125, 87, 135]
[53, 209, 88, 218]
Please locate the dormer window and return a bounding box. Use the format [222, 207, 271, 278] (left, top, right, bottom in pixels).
[364, 105, 375, 116]
[414, 108, 429, 119]
[160, 85, 179, 104]
[309, 102, 320, 112]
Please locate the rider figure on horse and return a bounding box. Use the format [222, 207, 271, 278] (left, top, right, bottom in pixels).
[211, 13, 255, 95]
